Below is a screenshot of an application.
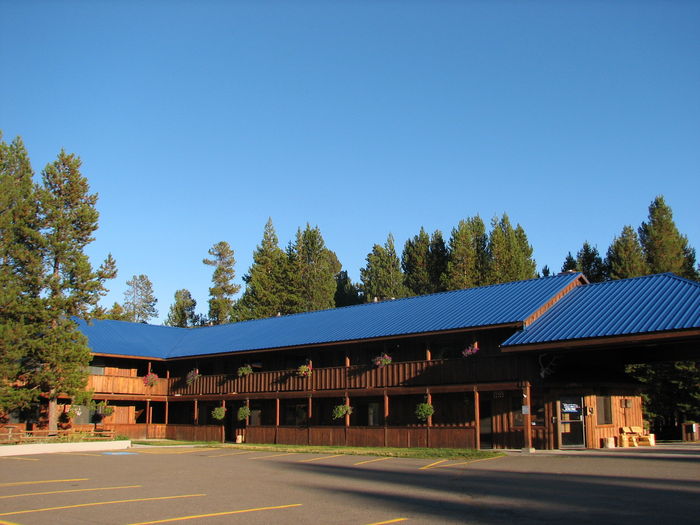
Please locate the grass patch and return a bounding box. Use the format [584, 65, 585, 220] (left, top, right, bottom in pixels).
[222, 443, 503, 460]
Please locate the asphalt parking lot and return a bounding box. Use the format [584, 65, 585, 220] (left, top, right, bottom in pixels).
[1, 445, 699, 525]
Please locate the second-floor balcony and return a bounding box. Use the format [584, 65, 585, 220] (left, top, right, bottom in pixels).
[89, 355, 536, 397]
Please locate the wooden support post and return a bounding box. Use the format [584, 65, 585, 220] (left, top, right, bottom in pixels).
[146, 400, 151, 425]
[308, 396, 313, 421]
[474, 388, 481, 450]
[344, 394, 351, 427]
[425, 344, 431, 361]
[165, 400, 169, 424]
[194, 399, 198, 425]
[345, 355, 350, 367]
[384, 390, 390, 420]
[426, 391, 433, 427]
[522, 382, 533, 453]
[275, 397, 280, 444]
[245, 399, 250, 426]
[147, 361, 152, 374]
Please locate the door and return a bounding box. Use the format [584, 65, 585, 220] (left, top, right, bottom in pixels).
[479, 398, 493, 449]
[558, 396, 585, 448]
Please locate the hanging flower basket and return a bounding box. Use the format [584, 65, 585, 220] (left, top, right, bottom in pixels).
[186, 369, 201, 385]
[415, 403, 435, 422]
[373, 353, 392, 367]
[462, 341, 479, 357]
[237, 364, 253, 377]
[143, 372, 159, 387]
[211, 406, 227, 421]
[297, 364, 313, 378]
[332, 404, 353, 420]
[237, 405, 251, 421]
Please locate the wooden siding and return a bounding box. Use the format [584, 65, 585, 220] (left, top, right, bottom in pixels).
[585, 394, 643, 448]
[88, 375, 168, 396]
[87, 423, 223, 442]
[244, 425, 476, 449]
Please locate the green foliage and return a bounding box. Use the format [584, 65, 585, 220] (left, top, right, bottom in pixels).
[332, 404, 352, 420]
[297, 364, 313, 378]
[606, 225, 648, 280]
[487, 214, 536, 284]
[639, 195, 698, 280]
[402, 227, 431, 296]
[165, 289, 198, 327]
[334, 270, 362, 307]
[211, 406, 227, 421]
[92, 400, 114, 418]
[562, 242, 606, 282]
[237, 405, 251, 421]
[203, 241, 240, 324]
[360, 234, 409, 301]
[186, 369, 201, 385]
[238, 218, 288, 320]
[415, 403, 435, 422]
[237, 364, 253, 377]
[428, 230, 448, 293]
[442, 216, 489, 290]
[123, 274, 158, 323]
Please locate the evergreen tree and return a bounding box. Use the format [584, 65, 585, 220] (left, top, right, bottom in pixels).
[639, 196, 697, 279]
[561, 252, 577, 272]
[541, 265, 551, 277]
[288, 224, 340, 312]
[487, 214, 537, 284]
[442, 216, 488, 290]
[360, 234, 409, 301]
[106, 302, 130, 321]
[402, 227, 431, 296]
[165, 289, 198, 327]
[428, 230, 448, 293]
[575, 242, 606, 283]
[123, 274, 158, 323]
[203, 241, 240, 324]
[605, 226, 648, 280]
[0, 136, 43, 414]
[34, 149, 116, 429]
[238, 219, 288, 320]
[334, 270, 362, 307]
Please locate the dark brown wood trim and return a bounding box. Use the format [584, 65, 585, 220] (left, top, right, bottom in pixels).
[500, 329, 700, 353]
[91, 352, 166, 361]
[523, 276, 588, 327]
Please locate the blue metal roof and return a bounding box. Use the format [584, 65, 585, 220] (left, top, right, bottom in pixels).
[502, 273, 700, 348]
[78, 272, 584, 359]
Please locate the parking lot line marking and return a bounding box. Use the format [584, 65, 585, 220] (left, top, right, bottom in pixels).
[0, 519, 23, 525]
[0, 457, 39, 462]
[126, 503, 303, 524]
[250, 452, 295, 460]
[365, 519, 408, 525]
[136, 448, 217, 455]
[434, 455, 507, 469]
[59, 452, 102, 457]
[298, 454, 344, 463]
[0, 493, 206, 517]
[354, 457, 393, 466]
[0, 479, 88, 488]
[206, 451, 253, 457]
[0, 485, 142, 500]
[419, 459, 447, 470]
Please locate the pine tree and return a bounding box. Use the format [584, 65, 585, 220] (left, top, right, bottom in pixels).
[0, 136, 43, 414]
[334, 270, 362, 307]
[541, 265, 551, 277]
[34, 149, 116, 429]
[360, 234, 409, 301]
[287, 224, 340, 312]
[402, 227, 431, 296]
[203, 241, 240, 324]
[442, 216, 488, 290]
[428, 230, 448, 293]
[606, 226, 648, 280]
[561, 253, 577, 272]
[486, 214, 537, 284]
[639, 196, 697, 279]
[575, 242, 606, 283]
[238, 219, 288, 320]
[165, 289, 198, 327]
[123, 274, 158, 323]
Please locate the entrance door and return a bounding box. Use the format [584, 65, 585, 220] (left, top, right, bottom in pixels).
[479, 398, 493, 449]
[558, 396, 585, 448]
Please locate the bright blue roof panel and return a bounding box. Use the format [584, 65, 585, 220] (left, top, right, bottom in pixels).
[78, 273, 584, 359]
[502, 273, 700, 348]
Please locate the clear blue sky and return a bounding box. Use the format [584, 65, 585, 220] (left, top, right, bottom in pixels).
[2, 1, 698, 324]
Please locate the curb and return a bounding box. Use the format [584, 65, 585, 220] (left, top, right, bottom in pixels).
[0, 440, 132, 457]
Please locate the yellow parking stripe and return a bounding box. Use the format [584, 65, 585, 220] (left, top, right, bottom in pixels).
[136, 448, 217, 455]
[249, 452, 295, 460]
[298, 454, 343, 463]
[0, 485, 142, 500]
[419, 459, 446, 470]
[433, 455, 507, 469]
[0, 493, 206, 517]
[365, 519, 408, 525]
[0, 478, 88, 488]
[126, 503, 303, 524]
[0, 519, 23, 525]
[206, 451, 253, 457]
[0, 457, 39, 461]
[354, 457, 393, 466]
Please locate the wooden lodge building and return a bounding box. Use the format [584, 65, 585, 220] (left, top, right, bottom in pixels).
[67, 272, 700, 450]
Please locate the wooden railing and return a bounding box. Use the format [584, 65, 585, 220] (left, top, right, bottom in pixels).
[87, 356, 535, 397]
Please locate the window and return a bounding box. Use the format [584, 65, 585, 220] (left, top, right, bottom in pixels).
[596, 396, 612, 425]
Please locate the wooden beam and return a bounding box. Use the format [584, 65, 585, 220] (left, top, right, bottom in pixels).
[275, 397, 280, 427]
[193, 399, 198, 424]
[474, 387, 481, 450]
[522, 382, 533, 452]
[345, 395, 351, 427]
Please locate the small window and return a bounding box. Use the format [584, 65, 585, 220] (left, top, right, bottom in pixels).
[596, 396, 612, 425]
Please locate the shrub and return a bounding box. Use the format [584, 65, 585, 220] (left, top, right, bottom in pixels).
[211, 406, 227, 421]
